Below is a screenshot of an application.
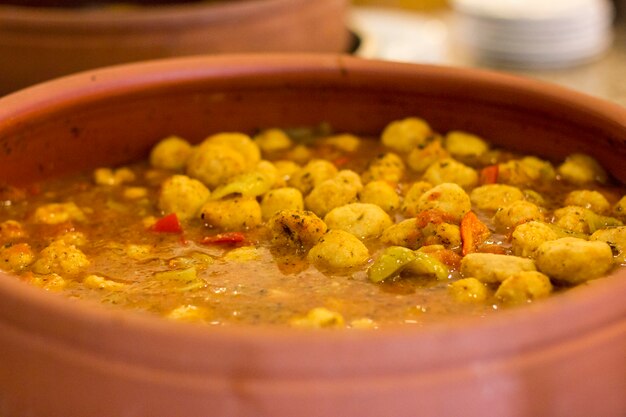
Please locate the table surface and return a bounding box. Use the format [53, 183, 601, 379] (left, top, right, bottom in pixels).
[350, 6, 626, 108]
[479, 25, 626, 108]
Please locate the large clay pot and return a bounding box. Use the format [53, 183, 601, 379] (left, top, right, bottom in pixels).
[0, 55, 624, 417]
[0, 0, 350, 94]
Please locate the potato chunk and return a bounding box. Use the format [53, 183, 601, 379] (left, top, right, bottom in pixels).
[553, 206, 595, 234]
[149, 135, 192, 170]
[523, 189, 546, 207]
[268, 209, 327, 251]
[535, 237, 613, 284]
[290, 307, 344, 328]
[460, 253, 536, 284]
[381, 218, 420, 249]
[93, 167, 137, 186]
[422, 158, 478, 189]
[273, 160, 301, 185]
[448, 277, 489, 303]
[359, 181, 400, 213]
[28, 273, 67, 292]
[123, 187, 148, 200]
[380, 218, 460, 250]
[361, 152, 405, 183]
[444, 131, 489, 159]
[166, 305, 211, 323]
[324, 203, 392, 240]
[590, 226, 626, 263]
[32, 240, 90, 276]
[498, 156, 556, 186]
[420, 222, 461, 249]
[322, 133, 361, 152]
[0, 243, 34, 272]
[261, 187, 304, 221]
[186, 143, 246, 189]
[381, 117, 431, 153]
[33, 202, 85, 225]
[286, 145, 312, 165]
[0, 220, 26, 242]
[158, 175, 210, 220]
[493, 200, 544, 230]
[406, 139, 449, 173]
[288, 159, 338, 195]
[83, 275, 127, 291]
[495, 271, 553, 305]
[305, 170, 362, 217]
[401, 181, 432, 217]
[612, 195, 626, 222]
[307, 230, 369, 270]
[203, 132, 261, 170]
[557, 153, 607, 185]
[511, 221, 559, 258]
[223, 246, 261, 263]
[416, 183, 471, 223]
[554, 206, 592, 234]
[564, 190, 610, 214]
[254, 128, 293, 153]
[199, 197, 261, 230]
[554, 206, 622, 234]
[470, 184, 524, 212]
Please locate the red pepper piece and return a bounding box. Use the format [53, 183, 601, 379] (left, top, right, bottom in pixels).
[415, 209, 458, 228]
[201, 232, 246, 245]
[460, 211, 491, 256]
[151, 213, 182, 234]
[479, 165, 499, 185]
[333, 156, 350, 167]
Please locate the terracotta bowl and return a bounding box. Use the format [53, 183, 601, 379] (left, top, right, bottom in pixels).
[0, 0, 350, 95]
[0, 55, 625, 417]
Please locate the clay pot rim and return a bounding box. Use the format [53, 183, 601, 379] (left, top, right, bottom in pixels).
[0, 0, 303, 28]
[1, 54, 626, 377]
[4, 54, 626, 132]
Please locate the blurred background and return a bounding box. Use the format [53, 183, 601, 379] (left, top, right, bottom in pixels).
[0, 0, 624, 105]
[350, 0, 626, 107]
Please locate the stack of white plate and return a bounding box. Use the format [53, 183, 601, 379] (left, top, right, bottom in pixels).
[350, 6, 448, 64]
[452, 0, 615, 69]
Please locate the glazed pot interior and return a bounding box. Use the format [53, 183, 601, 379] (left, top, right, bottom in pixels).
[3, 55, 626, 185]
[0, 54, 625, 417]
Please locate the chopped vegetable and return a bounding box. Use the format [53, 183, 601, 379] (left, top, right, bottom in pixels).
[418, 245, 462, 268]
[154, 267, 205, 292]
[290, 307, 345, 328]
[154, 266, 198, 282]
[404, 251, 449, 281]
[369, 245, 449, 283]
[448, 277, 488, 303]
[588, 212, 623, 233]
[460, 211, 490, 256]
[201, 232, 246, 245]
[333, 156, 350, 167]
[166, 304, 211, 322]
[210, 171, 273, 200]
[479, 164, 499, 185]
[415, 209, 457, 228]
[368, 246, 417, 283]
[546, 223, 589, 240]
[151, 213, 182, 234]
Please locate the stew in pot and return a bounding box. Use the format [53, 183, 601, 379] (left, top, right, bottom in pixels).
[1, 117, 624, 328]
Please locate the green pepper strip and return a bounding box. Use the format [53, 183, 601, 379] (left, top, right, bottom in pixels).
[368, 246, 417, 283]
